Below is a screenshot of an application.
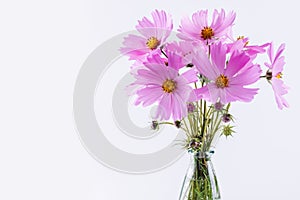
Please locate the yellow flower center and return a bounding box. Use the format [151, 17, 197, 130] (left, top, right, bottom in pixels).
[216, 75, 229, 88]
[276, 72, 282, 79]
[146, 37, 160, 50]
[162, 79, 176, 93]
[201, 27, 214, 40]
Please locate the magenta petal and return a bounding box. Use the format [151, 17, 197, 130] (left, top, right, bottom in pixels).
[226, 51, 250, 77]
[211, 42, 227, 74]
[230, 64, 261, 86]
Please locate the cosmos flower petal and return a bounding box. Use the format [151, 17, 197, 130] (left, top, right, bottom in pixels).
[272, 78, 289, 95]
[181, 68, 198, 83]
[230, 64, 262, 86]
[192, 10, 208, 28]
[193, 86, 210, 101]
[177, 16, 200, 41]
[172, 93, 188, 120]
[206, 84, 221, 103]
[135, 68, 165, 84]
[193, 49, 219, 80]
[120, 34, 149, 60]
[226, 50, 251, 77]
[152, 10, 173, 40]
[156, 94, 172, 120]
[167, 51, 184, 71]
[226, 86, 258, 102]
[211, 42, 227, 74]
[213, 10, 236, 35]
[272, 56, 285, 76]
[135, 86, 163, 106]
[274, 43, 285, 63]
[178, 9, 235, 43]
[272, 78, 289, 109]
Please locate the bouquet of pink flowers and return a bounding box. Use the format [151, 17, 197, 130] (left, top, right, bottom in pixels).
[121, 9, 288, 200]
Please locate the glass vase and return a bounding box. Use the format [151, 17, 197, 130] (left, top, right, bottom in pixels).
[179, 151, 221, 200]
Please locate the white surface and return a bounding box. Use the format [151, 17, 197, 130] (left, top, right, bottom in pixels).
[0, 0, 299, 199]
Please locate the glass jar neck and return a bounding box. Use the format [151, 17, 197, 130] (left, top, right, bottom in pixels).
[189, 149, 215, 160]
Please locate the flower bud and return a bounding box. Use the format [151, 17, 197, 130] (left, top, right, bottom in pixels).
[175, 120, 181, 128]
[214, 102, 224, 111]
[150, 120, 159, 130]
[222, 113, 232, 123]
[187, 103, 196, 113]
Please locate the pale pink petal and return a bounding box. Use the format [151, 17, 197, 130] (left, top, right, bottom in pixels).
[152, 10, 173, 41]
[120, 34, 148, 60]
[211, 42, 227, 74]
[267, 42, 274, 65]
[274, 43, 285, 63]
[136, 20, 156, 38]
[193, 49, 219, 80]
[156, 94, 172, 120]
[135, 86, 163, 106]
[230, 64, 261, 86]
[272, 56, 285, 76]
[225, 86, 258, 102]
[146, 53, 166, 66]
[192, 10, 208, 28]
[210, 9, 236, 37]
[172, 93, 188, 120]
[206, 84, 221, 103]
[177, 16, 200, 41]
[193, 86, 210, 101]
[135, 69, 164, 85]
[168, 51, 184, 71]
[180, 68, 198, 83]
[272, 78, 289, 109]
[272, 78, 289, 95]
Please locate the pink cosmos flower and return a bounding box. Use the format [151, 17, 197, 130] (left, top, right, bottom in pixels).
[264, 43, 289, 109]
[193, 42, 261, 104]
[120, 10, 173, 61]
[177, 9, 236, 44]
[130, 53, 197, 120]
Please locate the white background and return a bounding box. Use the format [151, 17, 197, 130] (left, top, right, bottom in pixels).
[0, 0, 299, 199]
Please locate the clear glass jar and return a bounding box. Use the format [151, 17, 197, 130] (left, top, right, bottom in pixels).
[179, 150, 221, 200]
